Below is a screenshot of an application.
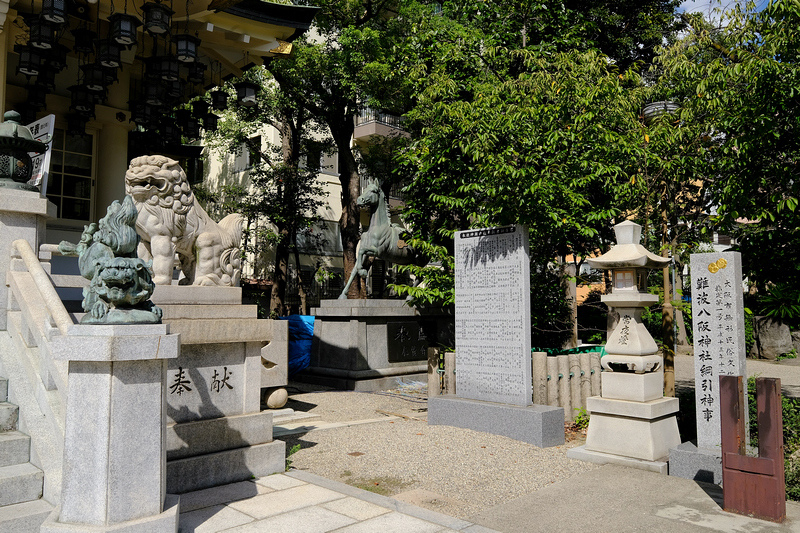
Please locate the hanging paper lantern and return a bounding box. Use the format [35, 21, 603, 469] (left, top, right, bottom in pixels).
[43, 43, 69, 72]
[108, 13, 141, 46]
[209, 89, 228, 110]
[69, 85, 95, 114]
[192, 100, 209, 118]
[27, 84, 49, 109]
[159, 55, 180, 81]
[233, 80, 259, 107]
[81, 64, 107, 91]
[173, 34, 200, 62]
[97, 39, 123, 68]
[28, 18, 56, 50]
[202, 112, 218, 131]
[142, 1, 173, 35]
[34, 67, 57, 90]
[71, 28, 97, 55]
[186, 61, 207, 84]
[42, 0, 67, 24]
[145, 82, 165, 107]
[15, 45, 42, 77]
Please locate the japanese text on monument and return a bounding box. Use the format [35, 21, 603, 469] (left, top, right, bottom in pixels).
[454, 225, 532, 406]
[690, 251, 746, 450]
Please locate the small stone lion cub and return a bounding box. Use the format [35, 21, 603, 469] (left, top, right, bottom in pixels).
[125, 155, 244, 286]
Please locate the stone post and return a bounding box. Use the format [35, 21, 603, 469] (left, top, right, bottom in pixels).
[0, 189, 55, 330]
[668, 252, 747, 484]
[40, 324, 181, 532]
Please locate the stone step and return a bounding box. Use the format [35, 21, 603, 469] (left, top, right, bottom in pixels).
[0, 499, 53, 532]
[0, 431, 31, 468]
[0, 463, 44, 507]
[0, 377, 7, 402]
[0, 402, 19, 432]
[272, 409, 322, 425]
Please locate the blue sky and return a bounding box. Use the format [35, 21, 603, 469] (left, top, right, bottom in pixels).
[679, 0, 770, 14]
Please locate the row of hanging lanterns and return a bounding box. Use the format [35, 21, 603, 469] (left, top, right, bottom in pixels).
[16, 0, 261, 139]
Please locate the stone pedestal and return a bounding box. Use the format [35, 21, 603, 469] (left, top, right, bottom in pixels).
[0, 189, 55, 330]
[429, 396, 564, 448]
[151, 285, 287, 493]
[41, 324, 180, 532]
[668, 441, 722, 484]
[304, 299, 452, 391]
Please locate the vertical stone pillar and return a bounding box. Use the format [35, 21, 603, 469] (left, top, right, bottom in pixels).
[41, 324, 181, 532]
[0, 189, 56, 330]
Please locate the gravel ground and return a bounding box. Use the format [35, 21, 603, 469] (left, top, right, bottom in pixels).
[275, 381, 600, 520]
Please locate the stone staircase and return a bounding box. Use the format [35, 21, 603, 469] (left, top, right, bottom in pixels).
[0, 376, 52, 531]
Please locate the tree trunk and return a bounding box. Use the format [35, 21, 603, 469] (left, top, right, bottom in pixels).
[661, 206, 675, 397]
[270, 236, 290, 317]
[331, 125, 365, 299]
[292, 242, 309, 315]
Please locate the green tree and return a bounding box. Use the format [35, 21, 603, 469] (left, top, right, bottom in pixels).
[264, 0, 421, 298]
[654, 0, 800, 321]
[204, 69, 330, 316]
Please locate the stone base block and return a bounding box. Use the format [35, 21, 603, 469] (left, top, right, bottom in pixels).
[601, 370, 663, 402]
[428, 396, 564, 448]
[166, 411, 274, 461]
[40, 494, 179, 533]
[167, 440, 285, 494]
[584, 396, 680, 462]
[566, 445, 669, 474]
[668, 441, 722, 484]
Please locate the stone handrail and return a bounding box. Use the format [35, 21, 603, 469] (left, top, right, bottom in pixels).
[11, 238, 73, 334]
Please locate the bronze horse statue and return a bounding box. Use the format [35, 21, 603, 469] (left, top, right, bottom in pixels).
[339, 179, 427, 299]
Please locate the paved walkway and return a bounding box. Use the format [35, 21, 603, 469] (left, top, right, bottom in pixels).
[177, 471, 498, 533]
[179, 467, 800, 533]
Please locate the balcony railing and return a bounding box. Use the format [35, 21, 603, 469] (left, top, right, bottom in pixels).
[355, 107, 404, 129]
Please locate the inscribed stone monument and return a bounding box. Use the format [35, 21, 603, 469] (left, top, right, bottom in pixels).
[690, 251, 747, 450]
[454, 225, 531, 406]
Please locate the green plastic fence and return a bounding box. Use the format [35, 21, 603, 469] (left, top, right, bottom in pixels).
[531, 345, 607, 357]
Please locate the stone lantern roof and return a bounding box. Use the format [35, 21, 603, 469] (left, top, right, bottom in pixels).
[587, 220, 670, 270]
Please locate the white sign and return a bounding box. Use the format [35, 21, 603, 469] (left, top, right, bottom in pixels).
[26, 115, 55, 196]
[689, 251, 747, 451]
[454, 225, 532, 406]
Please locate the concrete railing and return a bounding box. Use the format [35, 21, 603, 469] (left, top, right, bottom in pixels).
[10, 239, 73, 335]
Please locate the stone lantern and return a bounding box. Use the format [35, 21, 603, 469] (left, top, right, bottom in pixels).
[567, 220, 681, 472]
[0, 110, 49, 192]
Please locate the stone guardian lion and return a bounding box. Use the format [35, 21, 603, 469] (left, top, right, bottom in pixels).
[125, 155, 244, 286]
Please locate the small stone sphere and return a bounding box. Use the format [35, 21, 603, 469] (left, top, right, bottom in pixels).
[265, 387, 288, 409]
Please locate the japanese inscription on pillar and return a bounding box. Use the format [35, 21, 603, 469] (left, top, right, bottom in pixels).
[455, 225, 532, 406]
[690, 251, 747, 450]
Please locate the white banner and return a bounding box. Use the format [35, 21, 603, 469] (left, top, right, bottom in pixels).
[26, 114, 55, 196]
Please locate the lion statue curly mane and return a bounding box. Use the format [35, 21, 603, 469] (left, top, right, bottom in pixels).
[125, 155, 244, 287]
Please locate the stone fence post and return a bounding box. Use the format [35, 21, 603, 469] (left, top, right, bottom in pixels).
[41, 324, 181, 532]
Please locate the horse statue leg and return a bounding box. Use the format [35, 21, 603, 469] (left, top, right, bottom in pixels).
[339, 247, 367, 299]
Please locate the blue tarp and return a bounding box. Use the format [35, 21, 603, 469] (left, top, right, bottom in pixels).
[279, 315, 314, 376]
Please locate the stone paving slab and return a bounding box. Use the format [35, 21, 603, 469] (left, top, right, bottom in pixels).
[177, 473, 499, 533]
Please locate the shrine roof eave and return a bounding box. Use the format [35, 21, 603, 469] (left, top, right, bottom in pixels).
[587, 244, 671, 270]
[219, 0, 320, 41]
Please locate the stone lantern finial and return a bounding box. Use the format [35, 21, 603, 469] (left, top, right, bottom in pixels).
[614, 220, 641, 245]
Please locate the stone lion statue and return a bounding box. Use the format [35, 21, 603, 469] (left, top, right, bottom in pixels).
[124, 155, 244, 286]
[58, 195, 162, 324]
